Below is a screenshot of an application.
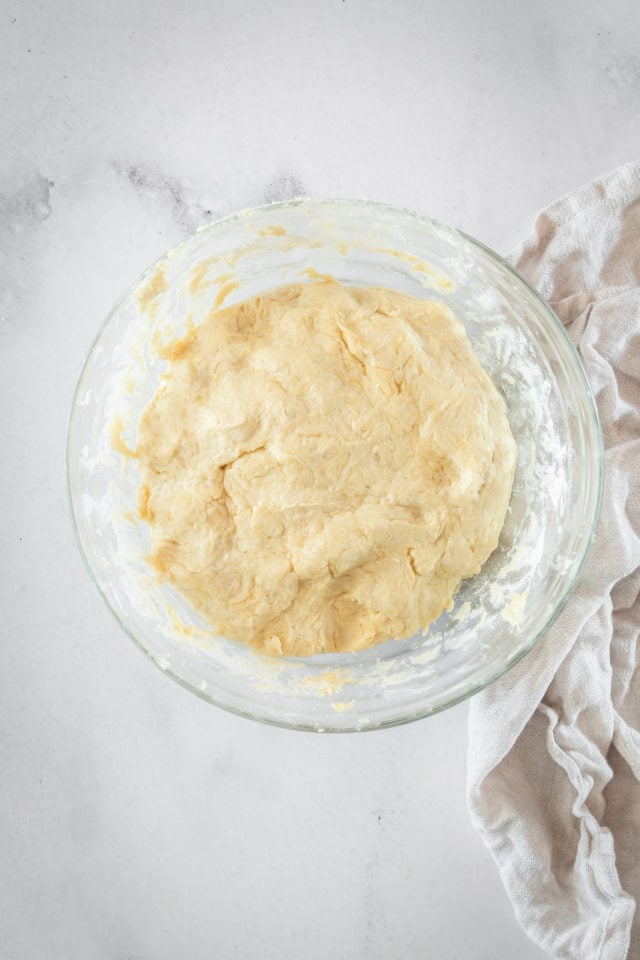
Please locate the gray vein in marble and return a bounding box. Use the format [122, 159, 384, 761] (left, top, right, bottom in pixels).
[0, 171, 55, 230]
[113, 160, 217, 236]
[0, 169, 55, 325]
[263, 172, 308, 204]
[112, 161, 309, 237]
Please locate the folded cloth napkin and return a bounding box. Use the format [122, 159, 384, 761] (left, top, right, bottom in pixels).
[467, 161, 640, 960]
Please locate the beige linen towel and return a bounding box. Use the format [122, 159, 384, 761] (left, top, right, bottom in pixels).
[468, 162, 640, 960]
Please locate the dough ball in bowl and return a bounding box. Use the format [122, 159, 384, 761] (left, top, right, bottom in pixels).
[135, 281, 516, 658]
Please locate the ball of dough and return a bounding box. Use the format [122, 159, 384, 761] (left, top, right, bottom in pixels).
[135, 281, 516, 657]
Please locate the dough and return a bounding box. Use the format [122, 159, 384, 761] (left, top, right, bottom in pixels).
[135, 281, 516, 657]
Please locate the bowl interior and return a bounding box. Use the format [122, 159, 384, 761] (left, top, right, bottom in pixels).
[67, 199, 602, 731]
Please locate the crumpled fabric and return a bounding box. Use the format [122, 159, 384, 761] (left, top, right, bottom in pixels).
[467, 161, 640, 960]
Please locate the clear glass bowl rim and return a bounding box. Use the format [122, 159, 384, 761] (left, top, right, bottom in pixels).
[66, 197, 605, 732]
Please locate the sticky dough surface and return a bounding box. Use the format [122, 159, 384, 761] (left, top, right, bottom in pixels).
[136, 282, 516, 657]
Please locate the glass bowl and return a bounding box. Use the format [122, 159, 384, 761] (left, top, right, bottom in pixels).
[67, 199, 603, 732]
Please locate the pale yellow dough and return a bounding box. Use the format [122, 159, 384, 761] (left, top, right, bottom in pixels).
[136, 282, 516, 657]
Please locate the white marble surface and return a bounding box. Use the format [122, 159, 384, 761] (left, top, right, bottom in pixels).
[2, 1, 639, 957]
